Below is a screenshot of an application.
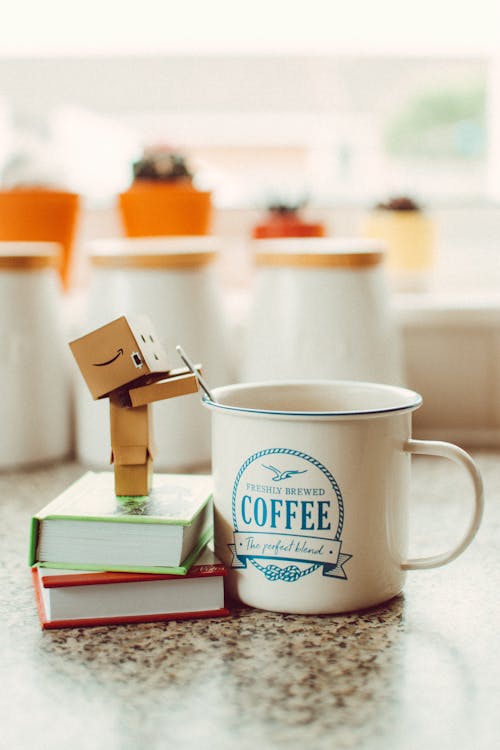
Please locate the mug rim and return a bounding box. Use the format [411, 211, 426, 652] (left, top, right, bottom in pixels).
[202, 379, 423, 419]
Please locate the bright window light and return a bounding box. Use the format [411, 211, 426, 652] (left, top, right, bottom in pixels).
[0, 1, 498, 56]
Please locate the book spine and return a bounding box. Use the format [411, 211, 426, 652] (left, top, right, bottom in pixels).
[31, 567, 48, 627]
[28, 517, 40, 566]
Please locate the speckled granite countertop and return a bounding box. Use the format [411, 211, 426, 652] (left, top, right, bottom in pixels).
[1, 453, 498, 750]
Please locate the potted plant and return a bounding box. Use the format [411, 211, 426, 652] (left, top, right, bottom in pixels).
[118, 145, 212, 237]
[362, 196, 434, 290]
[0, 150, 80, 290]
[252, 199, 325, 238]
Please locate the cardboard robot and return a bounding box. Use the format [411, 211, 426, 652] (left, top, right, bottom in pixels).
[70, 315, 199, 496]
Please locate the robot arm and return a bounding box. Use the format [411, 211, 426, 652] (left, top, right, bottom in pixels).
[127, 366, 199, 407]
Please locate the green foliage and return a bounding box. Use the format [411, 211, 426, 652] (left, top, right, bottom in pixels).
[133, 148, 193, 182]
[376, 196, 420, 211]
[385, 83, 486, 159]
[116, 495, 149, 514]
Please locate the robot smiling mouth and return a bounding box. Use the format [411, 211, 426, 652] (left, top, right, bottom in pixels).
[92, 348, 124, 367]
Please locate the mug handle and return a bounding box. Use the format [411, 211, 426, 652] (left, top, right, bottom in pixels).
[402, 439, 484, 571]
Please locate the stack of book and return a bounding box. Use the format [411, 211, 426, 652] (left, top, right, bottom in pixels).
[29, 472, 229, 629]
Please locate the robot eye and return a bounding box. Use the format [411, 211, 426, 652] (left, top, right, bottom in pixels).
[131, 352, 143, 368]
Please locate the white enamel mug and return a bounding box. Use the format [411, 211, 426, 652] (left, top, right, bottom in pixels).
[203, 380, 484, 614]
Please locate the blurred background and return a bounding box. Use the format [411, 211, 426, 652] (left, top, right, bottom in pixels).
[1, 0, 500, 468]
[1, 1, 499, 287]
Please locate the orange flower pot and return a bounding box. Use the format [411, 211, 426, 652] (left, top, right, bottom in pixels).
[119, 182, 212, 237]
[252, 213, 325, 239]
[0, 189, 80, 290]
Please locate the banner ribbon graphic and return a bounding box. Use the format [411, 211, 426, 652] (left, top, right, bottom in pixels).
[229, 531, 351, 579]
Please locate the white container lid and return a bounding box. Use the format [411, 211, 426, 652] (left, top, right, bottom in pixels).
[253, 237, 385, 268]
[0, 241, 60, 270]
[89, 235, 219, 269]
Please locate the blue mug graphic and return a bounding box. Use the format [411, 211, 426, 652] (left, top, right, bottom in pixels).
[230, 448, 352, 583]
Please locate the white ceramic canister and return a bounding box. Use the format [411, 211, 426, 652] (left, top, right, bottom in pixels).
[0, 242, 71, 468]
[74, 236, 232, 472]
[241, 238, 403, 385]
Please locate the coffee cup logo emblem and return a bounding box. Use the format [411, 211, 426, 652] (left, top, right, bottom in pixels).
[231, 448, 351, 582]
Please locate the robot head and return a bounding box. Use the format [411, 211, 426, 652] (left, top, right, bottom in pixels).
[69, 315, 170, 399]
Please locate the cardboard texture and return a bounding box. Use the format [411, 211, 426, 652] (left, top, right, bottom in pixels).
[70, 314, 201, 496]
[69, 315, 170, 399]
[129, 372, 198, 407]
[113, 460, 153, 497]
[109, 398, 154, 496]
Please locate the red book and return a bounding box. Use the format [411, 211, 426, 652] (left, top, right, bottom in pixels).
[32, 547, 229, 629]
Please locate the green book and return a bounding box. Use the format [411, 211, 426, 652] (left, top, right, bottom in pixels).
[29, 472, 213, 575]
